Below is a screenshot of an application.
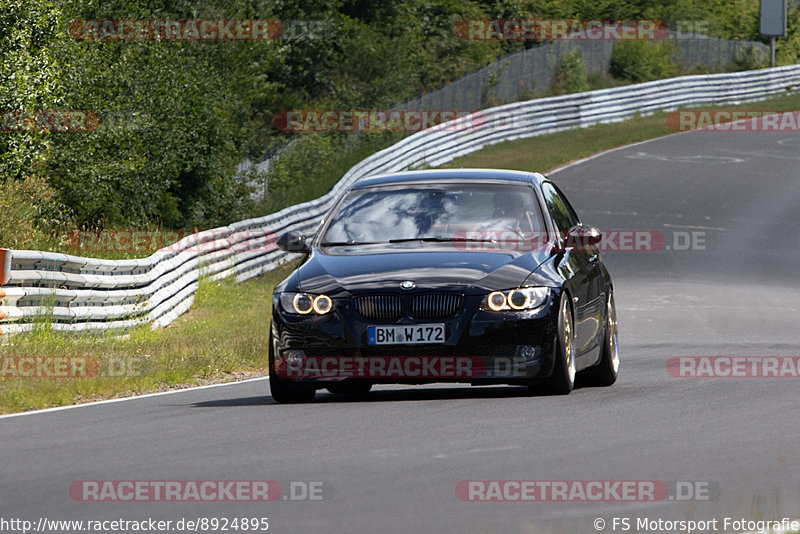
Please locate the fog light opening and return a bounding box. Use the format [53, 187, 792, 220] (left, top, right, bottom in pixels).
[517, 345, 538, 362]
[283, 349, 306, 365]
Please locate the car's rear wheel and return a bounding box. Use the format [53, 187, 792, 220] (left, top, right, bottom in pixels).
[537, 294, 575, 395]
[269, 333, 316, 404]
[326, 381, 373, 395]
[581, 292, 619, 387]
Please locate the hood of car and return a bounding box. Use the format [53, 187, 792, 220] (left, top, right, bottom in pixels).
[290, 243, 556, 296]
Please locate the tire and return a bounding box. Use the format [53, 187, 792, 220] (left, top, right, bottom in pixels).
[536, 293, 576, 395]
[268, 333, 316, 404]
[326, 381, 373, 395]
[581, 293, 619, 387]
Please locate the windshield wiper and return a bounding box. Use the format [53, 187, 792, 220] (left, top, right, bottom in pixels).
[387, 236, 498, 244]
[450, 236, 497, 243]
[320, 240, 383, 246]
[387, 237, 448, 243]
[322, 236, 499, 246]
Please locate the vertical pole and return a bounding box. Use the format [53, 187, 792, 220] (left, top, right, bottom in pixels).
[770, 36, 776, 67]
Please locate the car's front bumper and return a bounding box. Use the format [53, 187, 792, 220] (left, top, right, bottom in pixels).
[270, 290, 561, 387]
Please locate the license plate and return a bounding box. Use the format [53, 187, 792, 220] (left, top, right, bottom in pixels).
[367, 324, 445, 345]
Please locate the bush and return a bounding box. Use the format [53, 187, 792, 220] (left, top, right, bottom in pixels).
[550, 49, 590, 95]
[255, 132, 402, 217]
[609, 41, 678, 82]
[0, 175, 68, 250]
[0, 0, 62, 180]
[729, 45, 767, 71]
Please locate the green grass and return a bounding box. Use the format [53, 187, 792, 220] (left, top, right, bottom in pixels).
[442, 90, 800, 173]
[0, 262, 295, 414]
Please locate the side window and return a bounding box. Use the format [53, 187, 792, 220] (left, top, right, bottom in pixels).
[541, 182, 580, 234]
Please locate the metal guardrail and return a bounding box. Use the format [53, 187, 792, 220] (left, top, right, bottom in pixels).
[1, 65, 799, 336]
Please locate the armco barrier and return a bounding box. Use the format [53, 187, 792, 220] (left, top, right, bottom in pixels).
[1, 66, 798, 336]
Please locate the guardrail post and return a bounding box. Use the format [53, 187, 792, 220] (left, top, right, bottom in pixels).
[0, 249, 8, 330]
[0, 249, 9, 286]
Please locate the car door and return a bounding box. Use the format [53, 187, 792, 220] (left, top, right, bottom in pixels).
[541, 181, 606, 364]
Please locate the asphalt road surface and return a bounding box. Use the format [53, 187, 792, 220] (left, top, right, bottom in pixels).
[3, 129, 800, 534]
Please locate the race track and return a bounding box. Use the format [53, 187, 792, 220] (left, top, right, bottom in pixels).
[3, 128, 800, 534]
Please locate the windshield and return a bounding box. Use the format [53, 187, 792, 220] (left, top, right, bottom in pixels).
[320, 183, 545, 245]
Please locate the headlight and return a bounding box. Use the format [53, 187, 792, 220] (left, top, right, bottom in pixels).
[280, 293, 334, 315]
[482, 287, 549, 312]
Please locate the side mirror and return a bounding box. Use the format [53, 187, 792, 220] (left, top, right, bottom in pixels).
[277, 231, 310, 253]
[565, 225, 602, 249]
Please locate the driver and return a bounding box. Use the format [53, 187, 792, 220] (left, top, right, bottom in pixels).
[491, 192, 526, 231]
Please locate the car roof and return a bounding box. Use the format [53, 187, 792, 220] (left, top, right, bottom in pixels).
[350, 168, 547, 189]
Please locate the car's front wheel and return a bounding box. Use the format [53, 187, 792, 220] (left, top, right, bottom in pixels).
[581, 292, 619, 387]
[536, 293, 575, 395]
[269, 333, 316, 404]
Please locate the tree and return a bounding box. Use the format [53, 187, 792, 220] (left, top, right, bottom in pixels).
[0, 0, 63, 180]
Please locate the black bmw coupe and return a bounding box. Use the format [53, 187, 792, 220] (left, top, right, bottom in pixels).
[269, 168, 618, 402]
